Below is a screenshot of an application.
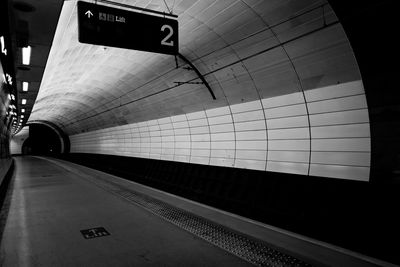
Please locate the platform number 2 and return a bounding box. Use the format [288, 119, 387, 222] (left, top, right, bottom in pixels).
[161, 25, 174, 47]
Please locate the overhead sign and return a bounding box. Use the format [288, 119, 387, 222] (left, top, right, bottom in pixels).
[77, 1, 178, 55]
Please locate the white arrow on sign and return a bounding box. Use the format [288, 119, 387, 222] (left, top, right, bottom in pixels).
[85, 10, 93, 18]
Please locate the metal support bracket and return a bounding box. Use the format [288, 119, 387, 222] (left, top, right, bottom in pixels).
[177, 53, 216, 100]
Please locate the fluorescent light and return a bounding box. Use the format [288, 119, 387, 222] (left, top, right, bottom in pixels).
[22, 46, 31, 65]
[21, 109, 25, 113]
[22, 99, 27, 105]
[21, 115, 24, 118]
[22, 82, 29, 91]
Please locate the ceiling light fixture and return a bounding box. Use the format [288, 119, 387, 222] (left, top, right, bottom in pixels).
[21, 108, 25, 113]
[22, 99, 27, 105]
[22, 46, 31, 65]
[22, 81, 29, 91]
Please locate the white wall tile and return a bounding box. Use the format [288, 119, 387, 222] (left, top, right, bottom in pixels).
[208, 114, 233, 125]
[188, 118, 208, 127]
[162, 142, 175, 148]
[209, 123, 234, 133]
[311, 151, 370, 166]
[235, 130, 266, 140]
[191, 134, 210, 142]
[206, 106, 231, 117]
[268, 128, 309, 140]
[211, 132, 235, 141]
[150, 131, 161, 137]
[151, 136, 161, 142]
[161, 129, 174, 136]
[171, 114, 187, 122]
[309, 164, 369, 181]
[233, 110, 264, 122]
[162, 136, 174, 142]
[211, 149, 235, 158]
[268, 151, 309, 163]
[175, 148, 190, 155]
[149, 154, 161, 160]
[236, 140, 267, 150]
[175, 142, 191, 149]
[309, 109, 369, 126]
[71, 80, 370, 182]
[192, 142, 210, 149]
[174, 155, 190, 163]
[235, 159, 265, 170]
[161, 154, 174, 161]
[147, 119, 159, 126]
[262, 92, 304, 108]
[311, 124, 370, 138]
[186, 110, 206, 120]
[305, 80, 364, 102]
[174, 128, 190, 135]
[160, 123, 173, 130]
[150, 142, 161, 148]
[190, 156, 209, 165]
[191, 126, 211, 134]
[230, 100, 262, 113]
[161, 148, 174, 154]
[210, 157, 234, 167]
[234, 120, 265, 131]
[211, 141, 235, 149]
[312, 138, 370, 152]
[191, 149, 210, 157]
[158, 117, 172, 124]
[264, 104, 307, 119]
[173, 121, 189, 129]
[236, 150, 266, 160]
[307, 95, 368, 114]
[267, 161, 308, 175]
[267, 116, 309, 129]
[268, 140, 309, 151]
[175, 135, 190, 142]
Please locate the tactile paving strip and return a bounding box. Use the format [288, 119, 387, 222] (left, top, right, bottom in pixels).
[81, 173, 312, 267]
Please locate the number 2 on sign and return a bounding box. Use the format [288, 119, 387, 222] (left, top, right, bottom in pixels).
[161, 25, 174, 46]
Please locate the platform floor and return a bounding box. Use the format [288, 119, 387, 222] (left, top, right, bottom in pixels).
[1, 156, 395, 267]
[0, 156, 254, 266]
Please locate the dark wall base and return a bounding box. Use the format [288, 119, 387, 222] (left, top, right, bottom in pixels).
[0, 159, 14, 243]
[59, 153, 399, 264]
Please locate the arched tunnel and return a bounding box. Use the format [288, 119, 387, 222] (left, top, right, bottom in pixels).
[0, 0, 398, 266]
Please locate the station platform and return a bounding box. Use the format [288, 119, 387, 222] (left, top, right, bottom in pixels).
[0, 156, 394, 266]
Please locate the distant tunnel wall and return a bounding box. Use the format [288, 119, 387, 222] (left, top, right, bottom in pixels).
[70, 80, 370, 181]
[9, 127, 29, 155]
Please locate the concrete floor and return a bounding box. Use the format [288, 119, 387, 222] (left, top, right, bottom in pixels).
[0, 156, 252, 266]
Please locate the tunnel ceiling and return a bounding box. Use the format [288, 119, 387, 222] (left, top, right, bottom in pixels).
[24, 0, 359, 136]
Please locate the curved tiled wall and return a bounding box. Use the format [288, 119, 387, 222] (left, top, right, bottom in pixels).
[10, 126, 29, 155]
[71, 80, 370, 181]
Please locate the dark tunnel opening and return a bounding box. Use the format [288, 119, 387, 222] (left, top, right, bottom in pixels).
[22, 124, 61, 155]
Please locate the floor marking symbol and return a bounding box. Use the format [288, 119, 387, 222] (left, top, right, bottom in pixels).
[80, 227, 110, 239]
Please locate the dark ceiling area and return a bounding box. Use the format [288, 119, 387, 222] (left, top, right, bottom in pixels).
[328, 0, 399, 183]
[8, 0, 63, 134]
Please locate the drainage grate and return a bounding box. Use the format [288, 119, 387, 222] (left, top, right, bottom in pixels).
[81, 174, 312, 267]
